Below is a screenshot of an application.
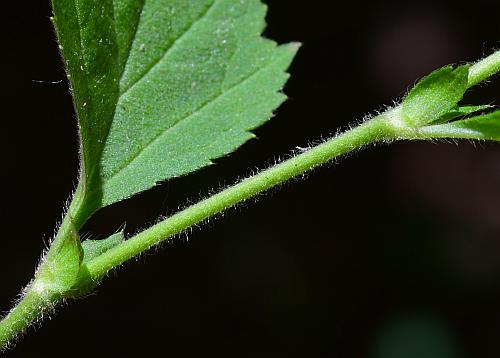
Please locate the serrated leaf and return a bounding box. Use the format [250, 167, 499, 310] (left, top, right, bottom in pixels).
[422, 110, 500, 141]
[100, 0, 297, 206]
[403, 65, 470, 126]
[81, 232, 125, 263]
[52, 0, 298, 215]
[432, 105, 492, 124]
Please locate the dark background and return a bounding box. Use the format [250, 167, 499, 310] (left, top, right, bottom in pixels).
[1, 0, 499, 357]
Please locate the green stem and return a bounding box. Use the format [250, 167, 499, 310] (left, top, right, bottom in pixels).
[85, 115, 390, 280]
[468, 50, 500, 88]
[0, 189, 85, 350]
[0, 112, 390, 350]
[0, 290, 55, 349]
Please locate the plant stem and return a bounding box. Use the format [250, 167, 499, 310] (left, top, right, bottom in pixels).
[0, 113, 390, 349]
[0, 189, 85, 350]
[85, 115, 390, 280]
[468, 50, 500, 88]
[0, 290, 54, 349]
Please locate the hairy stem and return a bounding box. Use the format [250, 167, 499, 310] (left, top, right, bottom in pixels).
[0, 113, 390, 350]
[0, 189, 85, 350]
[468, 50, 500, 88]
[0, 290, 55, 349]
[84, 115, 391, 280]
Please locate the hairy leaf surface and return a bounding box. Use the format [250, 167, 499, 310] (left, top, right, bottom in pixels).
[403, 65, 469, 126]
[52, 0, 297, 213]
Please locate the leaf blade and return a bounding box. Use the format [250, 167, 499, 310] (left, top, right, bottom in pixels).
[53, 0, 298, 210]
[99, 0, 298, 205]
[102, 43, 297, 203]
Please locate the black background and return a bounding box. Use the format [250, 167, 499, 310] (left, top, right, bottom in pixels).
[1, 0, 500, 357]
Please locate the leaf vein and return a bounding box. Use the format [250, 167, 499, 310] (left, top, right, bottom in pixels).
[119, 0, 218, 97]
[104, 51, 283, 184]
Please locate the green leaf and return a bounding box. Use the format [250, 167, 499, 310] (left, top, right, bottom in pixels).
[402, 65, 470, 126]
[101, 0, 298, 206]
[52, 0, 298, 215]
[51, 0, 120, 212]
[112, 0, 145, 76]
[433, 105, 492, 124]
[422, 110, 500, 141]
[81, 232, 125, 263]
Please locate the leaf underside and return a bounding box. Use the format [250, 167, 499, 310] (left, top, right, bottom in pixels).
[52, 0, 298, 213]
